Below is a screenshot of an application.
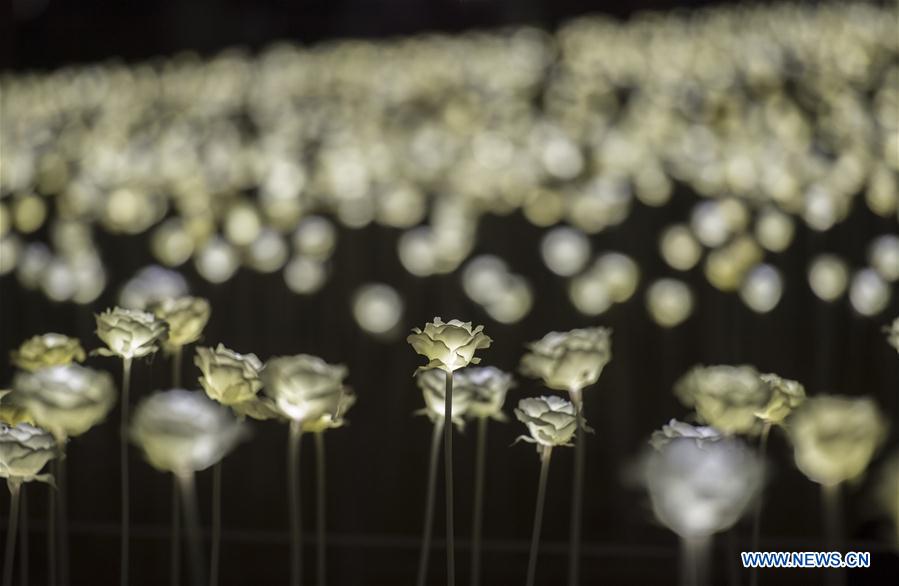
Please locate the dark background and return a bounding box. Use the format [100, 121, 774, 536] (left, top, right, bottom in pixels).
[2, 1, 899, 585]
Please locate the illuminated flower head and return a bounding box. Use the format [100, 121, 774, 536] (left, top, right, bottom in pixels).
[262, 355, 348, 423]
[520, 327, 611, 392]
[674, 364, 769, 436]
[514, 396, 578, 447]
[407, 318, 492, 374]
[95, 307, 168, 360]
[195, 344, 272, 420]
[0, 422, 58, 485]
[152, 296, 211, 350]
[455, 366, 514, 421]
[415, 369, 473, 428]
[649, 419, 721, 451]
[755, 373, 806, 426]
[11, 333, 86, 372]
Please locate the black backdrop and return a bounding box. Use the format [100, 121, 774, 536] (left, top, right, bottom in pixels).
[3, 1, 899, 585]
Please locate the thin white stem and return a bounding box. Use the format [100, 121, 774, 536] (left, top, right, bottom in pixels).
[3, 481, 21, 586]
[749, 422, 771, 586]
[314, 432, 326, 586]
[172, 346, 183, 388]
[47, 477, 56, 586]
[444, 370, 455, 586]
[56, 449, 69, 586]
[178, 473, 206, 586]
[288, 421, 304, 586]
[210, 461, 222, 586]
[679, 536, 711, 586]
[18, 484, 27, 586]
[171, 475, 181, 586]
[120, 357, 132, 586]
[525, 446, 553, 586]
[415, 419, 444, 586]
[567, 388, 585, 586]
[469, 417, 488, 586]
[822, 483, 844, 586]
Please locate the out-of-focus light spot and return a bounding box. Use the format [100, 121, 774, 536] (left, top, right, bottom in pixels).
[691, 201, 730, 247]
[646, 278, 693, 327]
[0, 234, 22, 275]
[755, 207, 794, 253]
[484, 275, 533, 324]
[103, 187, 163, 234]
[293, 216, 337, 260]
[353, 283, 404, 336]
[16, 242, 52, 289]
[595, 252, 639, 303]
[0, 203, 10, 236]
[246, 228, 288, 273]
[808, 255, 849, 302]
[540, 226, 590, 277]
[704, 236, 762, 291]
[224, 201, 262, 246]
[849, 268, 891, 317]
[569, 272, 612, 316]
[195, 237, 239, 284]
[398, 227, 437, 277]
[868, 234, 899, 282]
[462, 255, 510, 304]
[72, 257, 106, 304]
[660, 225, 702, 271]
[13, 194, 47, 234]
[119, 265, 190, 309]
[523, 189, 565, 227]
[151, 219, 194, 267]
[41, 259, 77, 302]
[284, 256, 327, 295]
[739, 264, 783, 313]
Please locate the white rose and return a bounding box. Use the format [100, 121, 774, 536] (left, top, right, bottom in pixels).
[407, 318, 492, 373]
[95, 307, 168, 360]
[415, 369, 473, 428]
[514, 396, 578, 447]
[519, 327, 611, 392]
[152, 296, 211, 350]
[0, 422, 58, 484]
[11, 333, 86, 372]
[455, 366, 513, 420]
[262, 355, 348, 423]
[674, 365, 769, 435]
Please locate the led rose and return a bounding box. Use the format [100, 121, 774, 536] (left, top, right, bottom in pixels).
[642, 435, 764, 539]
[416, 369, 473, 428]
[11, 364, 116, 442]
[195, 344, 269, 413]
[456, 366, 513, 421]
[515, 396, 579, 447]
[755, 374, 806, 426]
[787, 395, 888, 487]
[674, 365, 769, 435]
[649, 419, 721, 450]
[152, 296, 211, 350]
[0, 390, 34, 426]
[407, 318, 492, 373]
[519, 327, 611, 392]
[301, 388, 356, 433]
[886, 318, 899, 353]
[0, 422, 57, 484]
[119, 266, 189, 310]
[10, 333, 86, 372]
[95, 307, 168, 360]
[262, 355, 347, 422]
[130, 389, 247, 475]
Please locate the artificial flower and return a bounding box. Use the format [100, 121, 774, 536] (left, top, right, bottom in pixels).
[674, 365, 769, 435]
[10, 333, 85, 372]
[455, 366, 513, 420]
[415, 369, 473, 428]
[152, 296, 211, 350]
[95, 307, 168, 360]
[407, 318, 492, 373]
[514, 396, 578, 447]
[0, 422, 57, 484]
[519, 327, 611, 392]
[262, 355, 347, 422]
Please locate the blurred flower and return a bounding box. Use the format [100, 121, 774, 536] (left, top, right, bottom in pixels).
[11, 333, 85, 372]
[152, 296, 211, 350]
[301, 388, 356, 433]
[415, 369, 473, 428]
[788, 395, 888, 486]
[0, 422, 57, 485]
[875, 452, 899, 542]
[755, 374, 806, 426]
[95, 307, 168, 360]
[11, 364, 116, 442]
[130, 389, 247, 475]
[641, 435, 764, 538]
[514, 395, 578, 447]
[649, 419, 721, 450]
[407, 318, 492, 373]
[520, 327, 611, 392]
[674, 365, 769, 435]
[195, 344, 264, 406]
[884, 318, 899, 353]
[262, 355, 348, 423]
[455, 366, 513, 421]
[118, 266, 189, 310]
[0, 390, 34, 426]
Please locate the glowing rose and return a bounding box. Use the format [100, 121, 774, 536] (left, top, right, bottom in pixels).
[407, 318, 492, 373]
[519, 327, 611, 392]
[195, 344, 264, 406]
[301, 388, 356, 433]
[130, 389, 247, 475]
[674, 365, 769, 435]
[755, 374, 806, 426]
[415, 369, 473, 428]
[514, 396, 578, 447]
[262, 355, 347, 423]
[0, 390, 34, 426]
[641, 435, 764, 538]
[152, 296, 211, 350]
[886, 318, 899, 353]
[0, 422, 57, 484]
[788, 395, 888, 487]
[649, 419, 721, 450]
[11, 333, 86, 372]
[95, 307, 168, 360]
[11, 364, 116, 441]
[455, 366, 513, 420]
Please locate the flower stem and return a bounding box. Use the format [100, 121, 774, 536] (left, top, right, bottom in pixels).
[47, 479, 55, 586]
[288, 421, 304, 586]
[526, 446, 553, 586]
[19, 485, 27, 586]
[170, 475, 181, 586]
[822, 483, 844, 586]
[177, 473, 206, 586]
[3, 481, 21, 586]
[749, 422, 771, 586]
[172, 346, 183, 388]
[470, 417, 488, 586]
[679, 536, 710, 586]
[444, 370, 456, 586]
[120, 357, 132, 586]
[56, 451, 69, 586]
[416, 419, 444, 586]
[210, 461, 222, 586]
[567, 388, 585, 586]
[314, 432, 326, 586]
